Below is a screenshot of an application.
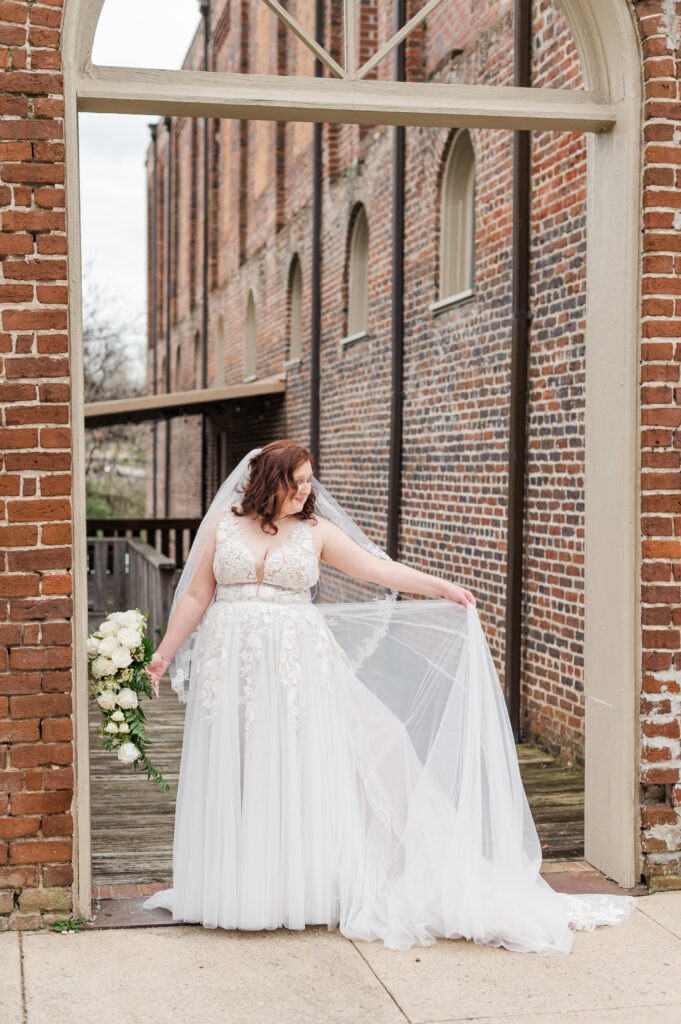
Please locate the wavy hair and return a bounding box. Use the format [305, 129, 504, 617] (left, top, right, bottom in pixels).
[230, 439, 317, 535]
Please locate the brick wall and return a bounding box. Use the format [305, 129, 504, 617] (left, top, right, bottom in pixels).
[635, 0, 681, 891]
[0, 0, 74, 929]
[151, 0, 590, 762]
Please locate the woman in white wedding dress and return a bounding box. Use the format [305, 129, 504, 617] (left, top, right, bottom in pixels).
[142, 440, 636, 954]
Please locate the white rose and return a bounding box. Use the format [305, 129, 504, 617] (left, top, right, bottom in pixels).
[96, 689, 118, 712]
[104, 722, 119, 733]
[98, 636, 119, 657]
[117, 722, 130, 733]
[116, 687, 139, 710]
[117, 742, 140, 765]
[91, 656, 114, 680]
[87, 635, 100, 658]
[118, 610, 142, 629]
[98, 619, 118, 637]
[118, 627, 142, 650]
[110, 710, 125, 722]
[111, 645, 133, 669]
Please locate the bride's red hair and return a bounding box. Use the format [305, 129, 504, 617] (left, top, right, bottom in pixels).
[230, 439, 318, 535]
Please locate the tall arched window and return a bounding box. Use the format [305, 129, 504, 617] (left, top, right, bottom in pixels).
[192, 331, 201, 389]
[438, 130, 476, 305]
[174, 341, 182, 391]
[215, 313, 225, 385]
[346, 205, 369, 342]
[286, 255, 302, 366]
[244, 289, 257, 379]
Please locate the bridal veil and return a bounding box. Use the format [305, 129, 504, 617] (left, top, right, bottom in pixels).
[164, 446, 636, 954]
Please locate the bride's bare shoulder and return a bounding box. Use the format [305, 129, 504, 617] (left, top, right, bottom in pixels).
[309, 514, 345, 541]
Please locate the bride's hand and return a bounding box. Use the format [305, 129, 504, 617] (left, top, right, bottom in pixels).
[441, 581, 476, 608]
[146, 651, 169, 697]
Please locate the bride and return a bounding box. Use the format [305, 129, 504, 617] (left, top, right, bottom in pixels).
[142, 439, 636, 954]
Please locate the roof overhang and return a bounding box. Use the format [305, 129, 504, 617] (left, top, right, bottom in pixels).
[84, 377, 286, 428]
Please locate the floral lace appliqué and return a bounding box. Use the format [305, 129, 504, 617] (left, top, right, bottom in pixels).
[198, 511, 331, 735]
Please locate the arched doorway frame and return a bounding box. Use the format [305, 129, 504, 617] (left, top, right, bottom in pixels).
[62, 0, 643, 916]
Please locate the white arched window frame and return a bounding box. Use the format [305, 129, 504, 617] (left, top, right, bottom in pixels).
[285, 255, 303, 367]
[343, 205, 369, 346]
[433, 130, 476, 312]
[244, 288, 257, 380]
[215, 313, 225, 385]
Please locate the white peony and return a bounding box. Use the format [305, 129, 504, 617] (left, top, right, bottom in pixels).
[116, 687, 139, 710]
[117, 742, 140, 764]
[87, 635, 100, 658]
[117, 627, 142, 650]
[91, 656, 114, 680]
[104, 722, 119, 733]
[111, 645, 133, 669]
[98, 619, 118, 637]
[117, 722, 130, 733]
[96, 689, 118, 712]
[98, 635, 119, 657]
[110, 710, 125, 722]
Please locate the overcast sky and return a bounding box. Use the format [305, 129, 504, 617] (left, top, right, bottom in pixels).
[79, 1, 201, 341]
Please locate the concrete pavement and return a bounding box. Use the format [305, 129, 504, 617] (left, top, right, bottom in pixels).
[2, 892, 681, 1024]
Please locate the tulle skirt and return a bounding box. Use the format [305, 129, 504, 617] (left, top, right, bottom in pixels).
[142, 588, 636, 954]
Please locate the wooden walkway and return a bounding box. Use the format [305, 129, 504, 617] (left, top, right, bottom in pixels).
[89, 678, 586, 887]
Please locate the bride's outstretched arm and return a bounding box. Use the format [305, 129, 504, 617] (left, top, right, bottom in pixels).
[146, 529, 218, 693]
[318, 518, 475, 607]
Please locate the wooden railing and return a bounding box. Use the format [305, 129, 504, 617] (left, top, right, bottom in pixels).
[86, 518, 201, 571]
[86, 536, 178, 645]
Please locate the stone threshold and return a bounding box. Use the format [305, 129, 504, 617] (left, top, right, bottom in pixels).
[85, 861, 649, 930]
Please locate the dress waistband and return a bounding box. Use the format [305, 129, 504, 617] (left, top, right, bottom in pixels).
[214, 583, 312, 605]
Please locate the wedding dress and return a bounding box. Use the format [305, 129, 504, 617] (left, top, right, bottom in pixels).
[142, 465, 636, 954]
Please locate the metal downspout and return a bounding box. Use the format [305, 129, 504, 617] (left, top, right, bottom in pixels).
[387, 0, 406, 560]
[505, 0, 532, 739]
[200, 0, 211, 514]
[309, 0, 323, 473]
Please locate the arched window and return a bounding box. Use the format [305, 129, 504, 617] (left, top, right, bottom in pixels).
[346, 205, 369, 341]
[215, 313, 225, 385]
[174, 341, 182, 391]
[244, 289, 257, 380]
[439, 130, 475, 304]
[193, 331, 201, 389]
[286, 255, 302, 365]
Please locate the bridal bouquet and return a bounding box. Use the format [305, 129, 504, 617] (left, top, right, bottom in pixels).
[87, 609, 169, 792]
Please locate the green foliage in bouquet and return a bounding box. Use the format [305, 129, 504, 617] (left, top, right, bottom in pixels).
[87, 609, 169, 792]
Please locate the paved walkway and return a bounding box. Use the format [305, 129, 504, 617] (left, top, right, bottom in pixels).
[2, 891, 680, 1024]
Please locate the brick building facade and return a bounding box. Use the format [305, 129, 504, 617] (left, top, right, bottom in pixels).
[0, 0, 679, 929]
[147, 0, 589, 760]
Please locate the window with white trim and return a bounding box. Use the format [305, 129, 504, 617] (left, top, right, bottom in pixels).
[439, 130, 476, 303]
[347, 205, 369, 337]
[244, 288, 257, 379]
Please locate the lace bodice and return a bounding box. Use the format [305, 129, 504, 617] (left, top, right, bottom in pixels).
[213, 509, 320, 598]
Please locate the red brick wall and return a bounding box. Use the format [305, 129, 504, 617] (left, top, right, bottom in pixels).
[0, 0, 74, 929]
[151, 0, 590, 762]
[635, 0, 681, 891]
